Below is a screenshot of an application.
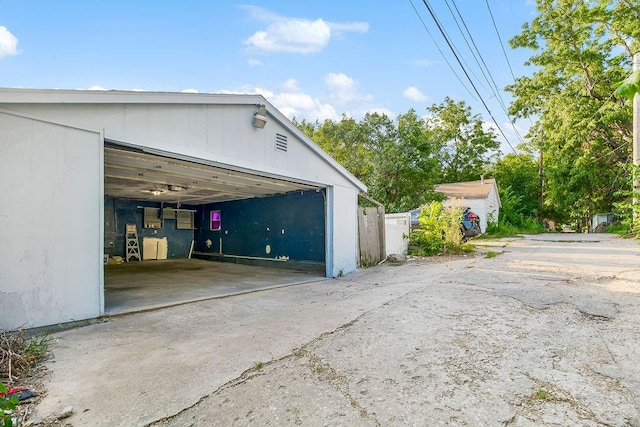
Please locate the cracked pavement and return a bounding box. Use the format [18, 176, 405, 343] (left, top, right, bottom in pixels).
[36, 234, 640, 426]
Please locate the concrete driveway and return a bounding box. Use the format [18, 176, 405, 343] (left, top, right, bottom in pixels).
[36, 234, 640, 426]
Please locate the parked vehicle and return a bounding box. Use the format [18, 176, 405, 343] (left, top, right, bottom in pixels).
[461, 208, 481, 238]
[409, 206, 481, 238]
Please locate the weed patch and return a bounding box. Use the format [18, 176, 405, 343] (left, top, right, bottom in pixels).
[408, 202, 475, 256]
[0, 330, 51, 384]
[533, 389, 555, 401]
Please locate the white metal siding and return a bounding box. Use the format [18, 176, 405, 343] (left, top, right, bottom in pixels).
[329, 185, 359, 277]
[0, 113, 103, 329]
[484, 185, 500, 228]
[0, 103, 357, 190]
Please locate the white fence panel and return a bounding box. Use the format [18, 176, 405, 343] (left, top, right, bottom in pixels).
[385, 213, 411, 255]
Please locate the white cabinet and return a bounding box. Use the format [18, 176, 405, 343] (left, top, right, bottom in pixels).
[142, 237, 168, 260]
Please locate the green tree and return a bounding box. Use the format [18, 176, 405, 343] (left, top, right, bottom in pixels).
[426, 97, 500, 183]
[295, 116, 374, 182]
[493, 153, 541, 226]
[507, 0, 639, 227]
[366, 110, 442, 212]
[294, 101, 501, 214]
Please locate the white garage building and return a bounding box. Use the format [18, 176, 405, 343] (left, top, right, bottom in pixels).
[0, 88, 366, 330]
[436, 178, 501, 233]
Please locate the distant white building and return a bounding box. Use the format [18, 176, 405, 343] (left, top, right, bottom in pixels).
[435, 178, 501, 233]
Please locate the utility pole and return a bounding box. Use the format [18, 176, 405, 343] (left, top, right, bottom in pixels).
[634, 53, 640, 215]
[538, 149, 544, 224]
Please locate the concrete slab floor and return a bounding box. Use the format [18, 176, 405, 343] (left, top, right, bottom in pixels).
[104, 259, 327, 315]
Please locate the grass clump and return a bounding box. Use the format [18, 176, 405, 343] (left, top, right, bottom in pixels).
[606, 223, 629, 236]
[533, 389, 554, 400]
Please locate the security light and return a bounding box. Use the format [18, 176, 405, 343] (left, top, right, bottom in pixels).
[253, 105, 267, 129]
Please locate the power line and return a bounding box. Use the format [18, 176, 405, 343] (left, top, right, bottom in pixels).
[446, 0, 501, 102]
[446, 0, 527, 147]
[484, 0, 536, 143]
[418, 0, 521, 157]
[485, 0, 517, 82]
[408, 0, 478, 102]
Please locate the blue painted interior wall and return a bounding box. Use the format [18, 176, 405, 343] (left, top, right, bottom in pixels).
[195, 190, 325, 262]
[104, 197, 196, 259]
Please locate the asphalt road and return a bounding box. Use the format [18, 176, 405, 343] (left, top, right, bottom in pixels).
[36, 234, 640, 426]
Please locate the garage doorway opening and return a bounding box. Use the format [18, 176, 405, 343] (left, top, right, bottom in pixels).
[103, 142, 326, 314]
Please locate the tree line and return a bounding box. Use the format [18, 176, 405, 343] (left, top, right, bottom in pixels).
[295, 98, 501, 214]
[296, 0, 639, 231]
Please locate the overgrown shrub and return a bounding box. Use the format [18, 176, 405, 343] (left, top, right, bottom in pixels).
[612, 194, 640, 237]
[482, 188, 545, 237]
[408, 201, 474, 256]
[485, 216, 545, 237]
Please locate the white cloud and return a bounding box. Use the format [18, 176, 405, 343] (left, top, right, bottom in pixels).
[0, 26, 18, 59]
[181, 88, 199, 93]
[409, 59, 438, 67]
[323, 72, 373, 106]
[480, 118, 532, 155]
[325, 72, 355, 91]
[498, 119, 531, 153]
[403, 86, 428, 102]
[482, 121, 499, 138]
[270, 91, 338, 122]
[327, 21, 369, 35]
[238, 5, 282, 23]
[245, 18, 331, 54]
[241, 6, 368, 55]
[281, 78, 300, 92]
[88, 85, 107, 91]
[216, 75, 387, 123]
[247, 58, 262, 66]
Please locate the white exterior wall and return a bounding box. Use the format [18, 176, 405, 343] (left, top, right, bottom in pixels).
[0, 103, 357, 190]
[445, 184, 500, 233]
[384, 213, 410, 255]
[466, 199, 488, 232]
[327, 185, 359, 277]
[0, 112, 103, 329]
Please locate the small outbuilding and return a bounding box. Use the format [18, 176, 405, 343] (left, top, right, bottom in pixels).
[434, 177, 501, 233]
[0, 89, 366, 329]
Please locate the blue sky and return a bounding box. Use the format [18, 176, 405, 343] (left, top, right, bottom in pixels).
[0, 1, 538, 153]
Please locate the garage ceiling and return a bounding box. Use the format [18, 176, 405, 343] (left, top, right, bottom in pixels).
[104, 144, 321, 205]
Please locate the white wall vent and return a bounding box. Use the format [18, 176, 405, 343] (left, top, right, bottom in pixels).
[275, 133, 288, 152]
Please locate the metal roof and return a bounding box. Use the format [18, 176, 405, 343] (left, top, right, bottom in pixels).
[434, 178, 497, 200]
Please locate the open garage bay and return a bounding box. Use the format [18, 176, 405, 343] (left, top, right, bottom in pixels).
[104, 259, 327, 315]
